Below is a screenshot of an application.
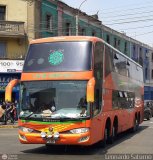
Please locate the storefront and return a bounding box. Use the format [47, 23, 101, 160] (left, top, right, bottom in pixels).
[0, 60, 24, 104]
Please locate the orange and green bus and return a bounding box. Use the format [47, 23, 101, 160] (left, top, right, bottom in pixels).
[17, 36, 143, 146]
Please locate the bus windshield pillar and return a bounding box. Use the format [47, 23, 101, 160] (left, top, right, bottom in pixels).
[87, 77, 95, 103]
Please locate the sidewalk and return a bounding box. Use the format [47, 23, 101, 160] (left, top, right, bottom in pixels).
[0, 121, 18, 128]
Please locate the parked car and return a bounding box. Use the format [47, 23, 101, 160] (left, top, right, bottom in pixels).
[144, 101, 152, 120]
[144, 100, 153, 117]
[148, 101, 153, 117]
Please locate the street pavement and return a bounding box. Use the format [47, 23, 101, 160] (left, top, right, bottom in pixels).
[0, 118, 153, 160]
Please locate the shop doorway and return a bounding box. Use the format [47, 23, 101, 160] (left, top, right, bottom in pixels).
[0, 91, 19, 104]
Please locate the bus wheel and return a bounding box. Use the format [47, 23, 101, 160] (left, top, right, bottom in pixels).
[131, 118, 139, 132]
[98, 128, 107, 148]
[108, 126, 116, 144]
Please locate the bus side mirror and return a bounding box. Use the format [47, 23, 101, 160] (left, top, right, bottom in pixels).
[87, 78, 95, 103]
[5, 79, 20, 102]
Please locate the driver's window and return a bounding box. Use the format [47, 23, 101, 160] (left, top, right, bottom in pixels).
[93, 42, 104, 116]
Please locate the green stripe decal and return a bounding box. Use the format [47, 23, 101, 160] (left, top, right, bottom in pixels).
[21, 120, 85, 124]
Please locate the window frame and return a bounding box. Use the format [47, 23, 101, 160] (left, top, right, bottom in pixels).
[0, 5, 6, 20]
[46, 14, 53, 32]
[65, 22, 71, 36]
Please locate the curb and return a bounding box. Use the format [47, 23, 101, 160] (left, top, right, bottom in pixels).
[0, 124, 18, 129]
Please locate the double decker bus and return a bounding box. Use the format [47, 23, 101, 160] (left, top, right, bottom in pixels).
[17, 36, 143, 146]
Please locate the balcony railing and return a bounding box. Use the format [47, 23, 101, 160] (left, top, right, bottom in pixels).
[0, 20, 25, 37]
[0, 51, 26, 59]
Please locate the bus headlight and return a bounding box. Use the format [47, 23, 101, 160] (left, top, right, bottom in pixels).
[19, 127, 34, 133]
[69, 128, 89, 134]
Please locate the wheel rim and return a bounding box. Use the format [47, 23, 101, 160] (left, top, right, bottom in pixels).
[105, 128, 107, 141]
[112, 126, 115, 137]
[134, 118, 138, 131]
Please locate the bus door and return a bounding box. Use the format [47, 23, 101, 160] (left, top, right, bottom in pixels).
[90, 41, 104, 142]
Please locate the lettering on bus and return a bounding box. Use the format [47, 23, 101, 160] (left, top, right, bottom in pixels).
[32, 73, 74, 79]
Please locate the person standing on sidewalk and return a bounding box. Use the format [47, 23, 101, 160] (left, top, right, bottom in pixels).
[0, 103, 5, 122]
[15, 100, 19, 120]
[9, 103, 15, 124]
[3, 101, 9, 125]
[4, 100, 13, 125]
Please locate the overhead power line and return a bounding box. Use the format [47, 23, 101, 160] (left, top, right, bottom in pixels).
[134, 30, 153, 37]
[103, 14, 153, 23]
[98, 0, 153, 12]
[99, 3, 153, 15]
[101, 10, 153, 19]
[118, 24, 153, 31]
[105, 18, 153, 25]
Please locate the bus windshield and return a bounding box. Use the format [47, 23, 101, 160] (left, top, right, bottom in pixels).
[20, 81, 90, 120]
[23, 41, 92, 72]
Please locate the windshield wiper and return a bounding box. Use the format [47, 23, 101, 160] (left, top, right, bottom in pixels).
[24, 112, 34, 120]
[57, 116, 89, 121]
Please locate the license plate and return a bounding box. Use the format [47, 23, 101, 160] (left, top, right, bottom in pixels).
[46, 139, 55, 144]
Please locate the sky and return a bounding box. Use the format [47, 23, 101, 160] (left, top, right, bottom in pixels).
[62, 0, 153, 47]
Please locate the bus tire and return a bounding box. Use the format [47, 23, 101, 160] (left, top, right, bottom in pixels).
[98, 128, 107, 148]
[108, 125, 117, 144]
[131, 117, 139, 132]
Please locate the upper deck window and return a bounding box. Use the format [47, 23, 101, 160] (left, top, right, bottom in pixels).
[23, 41, 92, 72]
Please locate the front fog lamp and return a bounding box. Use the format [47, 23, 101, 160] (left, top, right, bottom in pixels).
[19, 127, 34, 133]
[70, 128, 89, 134]
[41, 132, 47, 138]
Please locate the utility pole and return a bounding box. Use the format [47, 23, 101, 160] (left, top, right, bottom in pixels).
[76, 0, 87, 36]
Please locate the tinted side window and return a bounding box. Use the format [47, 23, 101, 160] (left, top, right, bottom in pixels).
[129, 63, 143, 82]
[105, 46, 114, 76]
[113, 53, 128, 77]
[112, 90, 135, 109]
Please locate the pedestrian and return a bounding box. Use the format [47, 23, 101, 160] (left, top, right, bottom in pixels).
[9, 103, 15, 124]
[2, 101, 9, 125]
[4, 100, 13, 124]
[0, 104, 5, 123]
[15, 100, 19, 120]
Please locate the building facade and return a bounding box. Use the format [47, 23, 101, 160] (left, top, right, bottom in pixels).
[0, 0, 26, 59]
[0, 0, 32, 102]
[0, 0, 153, 101]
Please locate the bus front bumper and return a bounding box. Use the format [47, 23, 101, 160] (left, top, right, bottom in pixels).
[18, 131, 91, 145]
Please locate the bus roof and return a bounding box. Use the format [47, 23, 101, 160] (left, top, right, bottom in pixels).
[30, 36, 103, 44]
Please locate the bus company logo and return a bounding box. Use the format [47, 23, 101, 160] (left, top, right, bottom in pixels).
[1, 154, 8, 160]
[48, 51, 64, 65]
